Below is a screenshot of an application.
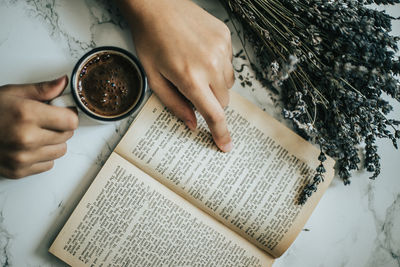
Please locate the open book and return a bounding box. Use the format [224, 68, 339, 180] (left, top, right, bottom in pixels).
[49, 91, 335, 266]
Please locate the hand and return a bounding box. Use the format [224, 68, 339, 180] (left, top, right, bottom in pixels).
[0, 76, 79, 179]
[117, 0, 235, 152]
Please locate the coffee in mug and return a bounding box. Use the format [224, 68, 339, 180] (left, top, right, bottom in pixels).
[51, 46, 147, 122]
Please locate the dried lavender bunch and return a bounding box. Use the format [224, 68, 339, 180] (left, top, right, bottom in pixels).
[221, 0, 400, 203]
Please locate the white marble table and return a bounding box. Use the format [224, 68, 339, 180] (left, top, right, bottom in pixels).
[0, 1, 399, 266]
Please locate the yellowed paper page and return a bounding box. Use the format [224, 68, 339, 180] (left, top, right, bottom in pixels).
[116, 91, 335, 258]
[49, 152, 274, 267]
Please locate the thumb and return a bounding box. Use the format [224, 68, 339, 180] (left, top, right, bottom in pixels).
[4, 75, 68, 101]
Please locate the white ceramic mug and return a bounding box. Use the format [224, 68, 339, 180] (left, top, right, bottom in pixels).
[51, 46, 147, 122]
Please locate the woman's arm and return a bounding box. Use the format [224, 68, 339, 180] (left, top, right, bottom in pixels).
[116, 0, 235, 152]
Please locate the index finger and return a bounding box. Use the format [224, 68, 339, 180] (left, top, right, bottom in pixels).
[33, 101, 79, 131]
[189, 86, 233, 152]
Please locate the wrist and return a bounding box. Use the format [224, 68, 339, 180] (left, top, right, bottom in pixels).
[115, 0, 160, 24]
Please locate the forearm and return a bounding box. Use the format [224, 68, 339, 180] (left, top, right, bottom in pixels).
[115, 0, 182, 33]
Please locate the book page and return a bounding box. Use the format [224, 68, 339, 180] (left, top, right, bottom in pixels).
[49, 152, 273, 267]
[115, 91, 335, 258]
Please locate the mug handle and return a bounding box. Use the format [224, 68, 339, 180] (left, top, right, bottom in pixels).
[50, 93, 76, 108]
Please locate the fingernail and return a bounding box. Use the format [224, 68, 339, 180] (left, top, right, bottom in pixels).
[50, 75, 67, 85]
[185, 120, 196, 131]
[220, 141, 233, 152]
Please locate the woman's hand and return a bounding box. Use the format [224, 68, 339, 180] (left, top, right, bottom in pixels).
[0, 76, 78, 179]
[117, 0, 235, 152]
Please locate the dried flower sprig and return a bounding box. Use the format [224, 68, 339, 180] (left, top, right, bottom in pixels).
[221, 0, 400, 203]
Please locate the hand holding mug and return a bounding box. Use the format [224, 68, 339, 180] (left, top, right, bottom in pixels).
[0, 77, 78, 179]
[0, 47, 146, 179]
[0, 47, 147, 179]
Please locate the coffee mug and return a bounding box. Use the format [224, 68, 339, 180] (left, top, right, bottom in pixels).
[51, 46, 147, 122]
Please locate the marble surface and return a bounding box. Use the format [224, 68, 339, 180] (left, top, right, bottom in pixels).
[0, 1, 399, 266]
